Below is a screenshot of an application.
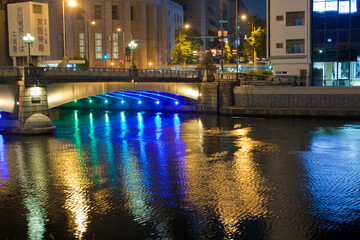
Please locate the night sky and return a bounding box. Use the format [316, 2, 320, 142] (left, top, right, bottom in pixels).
[243, 0, 266, 19]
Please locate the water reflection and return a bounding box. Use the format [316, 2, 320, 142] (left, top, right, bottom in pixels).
[0, 135, 9, 184]
[1, 111, 360, 239]
[303, 125, 360, 230]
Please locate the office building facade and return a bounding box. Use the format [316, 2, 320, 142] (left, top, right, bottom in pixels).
[268, 0, 360, 86]
[49, 0, 184, 68]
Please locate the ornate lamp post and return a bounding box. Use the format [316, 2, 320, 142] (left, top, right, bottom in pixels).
[128, 40, 137, 70]
[23, 33, 35, 66]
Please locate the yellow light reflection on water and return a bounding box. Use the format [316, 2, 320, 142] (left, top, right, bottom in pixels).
[182, 121, 276, 239]
[48, 142, 91, 239]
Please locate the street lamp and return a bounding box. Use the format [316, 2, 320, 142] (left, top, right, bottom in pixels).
[241, 14, 256, 70]
[62, 0, 77, 64]
[117, 28, 126, 68]
[23, 33, 34, 66]
[128, 40, 137, 70]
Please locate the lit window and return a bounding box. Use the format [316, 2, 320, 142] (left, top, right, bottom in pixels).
[79, 33, 85, 58]
[112, 33, 119, 59]
[286, 39, 305, 54]
[95, 33, 102, 59]
[286, 11, 305, 26]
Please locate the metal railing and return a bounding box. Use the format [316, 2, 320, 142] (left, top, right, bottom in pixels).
[238, 74, 308, 86]
[0, 67, 21, 78]
[24, 67, 201, 81]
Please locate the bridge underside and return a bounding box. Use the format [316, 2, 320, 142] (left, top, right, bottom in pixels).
[47, 82, 201, 109]
[0, 84, 18, 113]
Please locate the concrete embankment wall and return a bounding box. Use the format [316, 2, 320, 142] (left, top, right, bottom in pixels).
[222, 86, 360, 117]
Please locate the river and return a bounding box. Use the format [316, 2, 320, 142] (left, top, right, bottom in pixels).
[0, 109, 359, 239]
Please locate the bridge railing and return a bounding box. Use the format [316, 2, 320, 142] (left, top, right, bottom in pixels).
[0, 67, 21, 80]
[137, 69, 200, 79]
[43, 67, 130, 78]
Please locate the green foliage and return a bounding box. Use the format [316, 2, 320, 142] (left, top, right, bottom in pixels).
[242, 26, 267, 59]
[223, 43, 232, 64]
[170, 28, 203, 65]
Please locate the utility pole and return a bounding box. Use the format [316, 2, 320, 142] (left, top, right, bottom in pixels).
[235, 0, 238, 81]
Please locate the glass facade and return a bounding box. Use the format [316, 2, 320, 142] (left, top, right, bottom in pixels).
[312, 0, 360, 86]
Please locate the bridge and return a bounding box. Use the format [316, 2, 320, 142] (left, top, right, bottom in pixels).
[0, 67, 234, 134]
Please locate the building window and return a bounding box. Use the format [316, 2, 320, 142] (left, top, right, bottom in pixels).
[286, 39, 305, 54]
[95, 33, 102, 59]
[131, 6, 135, 21]
[276, 43, 283, 48]
[94, 5, 102, 20]
[286, 11, 305, 26]
[112, 5, 118, 19]
[276, 15, 283, 21]
[33, 4, 42, 14]
[79, 33, 85, 58]
[112, 33, 119, 59]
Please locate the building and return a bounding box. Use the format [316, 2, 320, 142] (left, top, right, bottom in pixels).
[46, 0, 184, 69]
[7, 1, 50, 66]
[268, 0, 360, 86]
[267, 0, 311, 81]
[0, 0, 8, 66]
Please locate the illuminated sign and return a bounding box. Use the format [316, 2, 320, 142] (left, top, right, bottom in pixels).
[313, 0, 357, 14]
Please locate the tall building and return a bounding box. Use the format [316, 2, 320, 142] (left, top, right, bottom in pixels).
[46, 0, 183, 68]
[173, 0, 247, 52]
[268, 0, 360, 86]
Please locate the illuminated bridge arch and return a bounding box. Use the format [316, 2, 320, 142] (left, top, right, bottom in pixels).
[47, 82, 201, 109]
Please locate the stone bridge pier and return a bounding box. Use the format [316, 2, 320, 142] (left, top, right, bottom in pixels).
[0, 82, 56, 134]
[15, 85, 56, 134]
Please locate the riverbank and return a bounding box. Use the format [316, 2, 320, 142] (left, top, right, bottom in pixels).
[227, 86, 360, 118]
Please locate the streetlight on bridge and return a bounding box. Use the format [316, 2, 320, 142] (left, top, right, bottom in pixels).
[23, 33, 35, 66]
[128, 40, 138, 70]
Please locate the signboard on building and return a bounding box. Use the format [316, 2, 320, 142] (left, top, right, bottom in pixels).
[7, 2, 50, 57]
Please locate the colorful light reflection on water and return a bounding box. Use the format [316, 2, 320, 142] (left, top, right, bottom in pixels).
[0, 110, 360, 239]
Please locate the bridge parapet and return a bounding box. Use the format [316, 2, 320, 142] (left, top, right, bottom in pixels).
[24, 67, 201, 84]
[0, 67, 22, 83]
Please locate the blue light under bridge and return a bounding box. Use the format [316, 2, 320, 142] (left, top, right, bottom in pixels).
[63, 91, 198, 111]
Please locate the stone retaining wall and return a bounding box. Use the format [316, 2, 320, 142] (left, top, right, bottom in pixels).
[234, 86, 360, 109]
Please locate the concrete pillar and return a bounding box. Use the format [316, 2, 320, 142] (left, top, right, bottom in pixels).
[15, 84, 55, 134]
[137, 4, 147, 69]
[104, 0, 112, 67]
[147, 5, 157, 68]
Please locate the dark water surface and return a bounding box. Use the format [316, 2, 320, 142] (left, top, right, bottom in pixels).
[0, 109, 360, 240]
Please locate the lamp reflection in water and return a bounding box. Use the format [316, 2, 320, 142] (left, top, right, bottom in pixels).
[48, 139, 90, 239]
[121, 137, 151, 224]
[0, 135, 9, 184]
[14, 143, 46, 240]
[183, 124, 273, 239]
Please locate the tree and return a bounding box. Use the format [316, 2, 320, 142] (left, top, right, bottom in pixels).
[186, 29, 204, 64]
[223, 42, 233, 64]
[242, 26, 267, 60]
[170, 30, 192, 65]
